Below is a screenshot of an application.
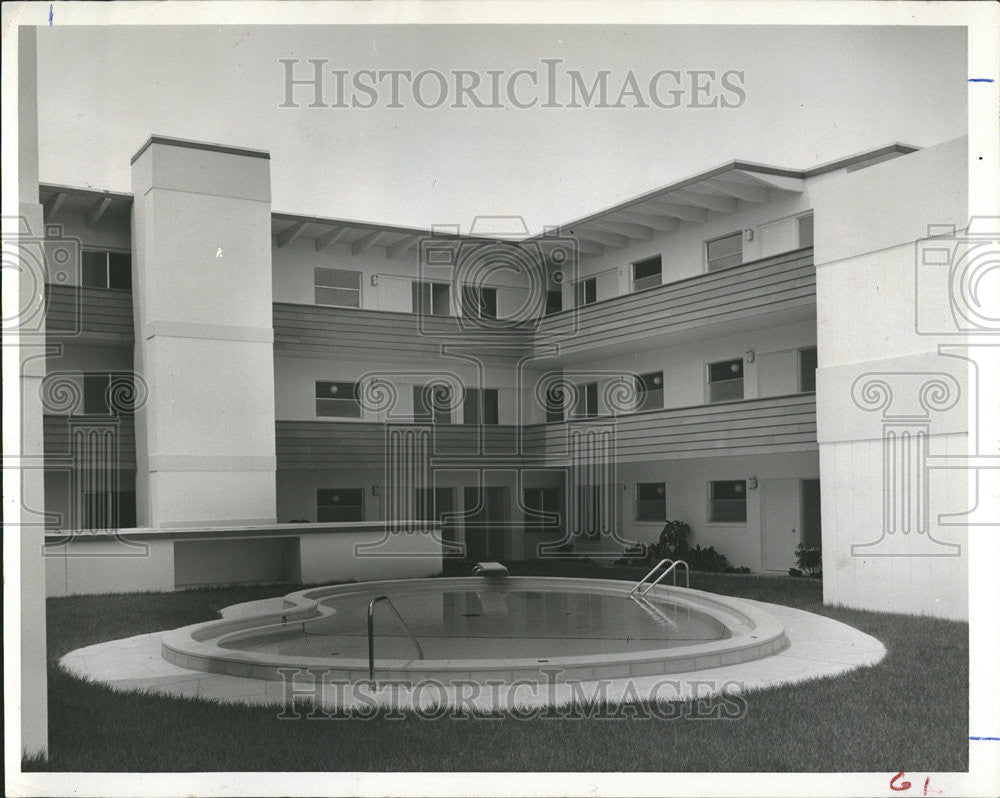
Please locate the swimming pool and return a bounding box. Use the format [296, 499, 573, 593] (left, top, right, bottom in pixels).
[161, 577, 787, 685]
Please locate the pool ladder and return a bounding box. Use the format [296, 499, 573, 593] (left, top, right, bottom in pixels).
[629, 558, 689, 598]
[367, 595, 424, 690]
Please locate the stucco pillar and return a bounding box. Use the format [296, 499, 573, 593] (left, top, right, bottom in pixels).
[13, 24, 49, 759]
[130, 137, 276, 527]
[813, 138, 969, 620]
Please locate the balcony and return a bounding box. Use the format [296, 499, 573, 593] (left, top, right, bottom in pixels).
[272, 304, 534, 359]
[45, 284, 134, 344]
[43, 414, 137, 470]
[276, 420, 522, 470]
[527, 392, 817, 463]
[535, 247, 815, 357]
[276, 393, 815, 470]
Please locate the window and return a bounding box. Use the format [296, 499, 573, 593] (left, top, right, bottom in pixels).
[635, 371, 663, 412]
[315, 268, 361, 308]
[545, 385, 565, 423]
[315, 381, 361, 418]
[799, 346, 818, 392]
[636, 482, 666, 522]
[461, 285, 498, 320]
[81, 250, 131, 290]
[545, 289, 563, 316]
[631, 255, 662, 292]
[797, 214, 814, 248]
[83, 374, 111, 415]
[317, 488, 364, 522]
[707, 359, 744, 403]
[705, 231, 742, 271]
[79, 373, 134, 415]
[413, 384, 453, 424]
[523, 488, 561, 535]
[411, 281, 451, 316]
[574, 277, 597, 307]
[463, 387, 499, 425]
[709, 480, 747, 523]
[573, 382, 599, 418]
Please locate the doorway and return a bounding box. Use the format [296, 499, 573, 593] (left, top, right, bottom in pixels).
[761, 478, 800, 572]
[761, 478, 822, 571]
[463, 486, 508, 561]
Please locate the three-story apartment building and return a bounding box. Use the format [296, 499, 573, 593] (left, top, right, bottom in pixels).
[36, 134, 969, 619]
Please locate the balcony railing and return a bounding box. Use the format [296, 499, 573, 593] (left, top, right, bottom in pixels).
[276, 420, 522, 470]
[273, 248, 813, 359]
[272, 304, 534, 358]
[43, 414, 137, 469]
[44, 284, 134, 343]
[525, 392, 816, 462]
[276, 393, 815, 470]
[534, 247, 814, 355]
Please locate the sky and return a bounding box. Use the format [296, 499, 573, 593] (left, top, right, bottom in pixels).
[35, 24, 967, 233]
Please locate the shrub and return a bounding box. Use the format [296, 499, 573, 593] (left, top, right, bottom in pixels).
[795, 543, 822, 577]
[642, 520, 743, 573]
[685, 544, 729, 573]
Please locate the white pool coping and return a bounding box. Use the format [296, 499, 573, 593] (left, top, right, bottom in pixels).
[59, 589, 886, 711]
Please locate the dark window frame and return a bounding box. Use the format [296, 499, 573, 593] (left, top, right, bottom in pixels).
[411, 280, 451, 316]
[413, 384, 454, 424]
[635, 482, 667, 522]
[705, 231, 743, 272]
[522, 487, 562, 535]
[314, 267, 362, 308]
[798, 346, 818, 393]
[462, 387, 500, 426]
[631, 255, 662, 292]
[81, 249, 132, 290]
[317, 488, 365, 522]
[573, 382, 599, 419]
[707, 358, 744, 403]
[574, 277, 597, 307]
[708, 480, 747, 523]
[635, 371, 664, 412]
[315, 381, 362, 418]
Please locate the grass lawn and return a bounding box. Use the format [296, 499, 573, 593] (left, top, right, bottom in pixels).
[25, 561, 967, 772]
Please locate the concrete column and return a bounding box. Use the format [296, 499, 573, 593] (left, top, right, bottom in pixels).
[813, 137, 969, 620]
[130, 137, 277, 527]
[14, 24, 49, 759]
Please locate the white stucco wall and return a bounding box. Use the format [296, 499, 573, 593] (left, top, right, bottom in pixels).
[131, 139, 278, 527]
[812, 136, 969, 620]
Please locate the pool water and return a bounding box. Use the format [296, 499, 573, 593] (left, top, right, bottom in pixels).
[162, 577, 787, 683]
[219, 583, 730, 661]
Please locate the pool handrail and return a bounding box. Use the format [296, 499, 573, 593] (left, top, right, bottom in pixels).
[630, 559, 689, 597]
[368, 595, 425, 690]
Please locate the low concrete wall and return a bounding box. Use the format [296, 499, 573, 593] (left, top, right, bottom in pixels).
[43, 521, 442, 596]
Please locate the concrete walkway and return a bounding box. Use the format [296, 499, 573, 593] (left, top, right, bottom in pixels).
[59, 597, 885, 712]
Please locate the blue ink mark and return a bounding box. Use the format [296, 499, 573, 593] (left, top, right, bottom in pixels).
[48, 4, 53, 25]
[969, 736, 1000, 740]
[968, 78, 995, 83]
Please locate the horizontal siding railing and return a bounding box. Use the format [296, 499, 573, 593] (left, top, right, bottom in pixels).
[276, 421, 523, 470]
[272, 304, 534, 358]
[276, 393, 815, 469]
[273, 249, 813, 359]
[535, 247, 814, 354]
[44, 284, 134, 342]
[526, 392, 816, 462]
[43, 414, 137, 469]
